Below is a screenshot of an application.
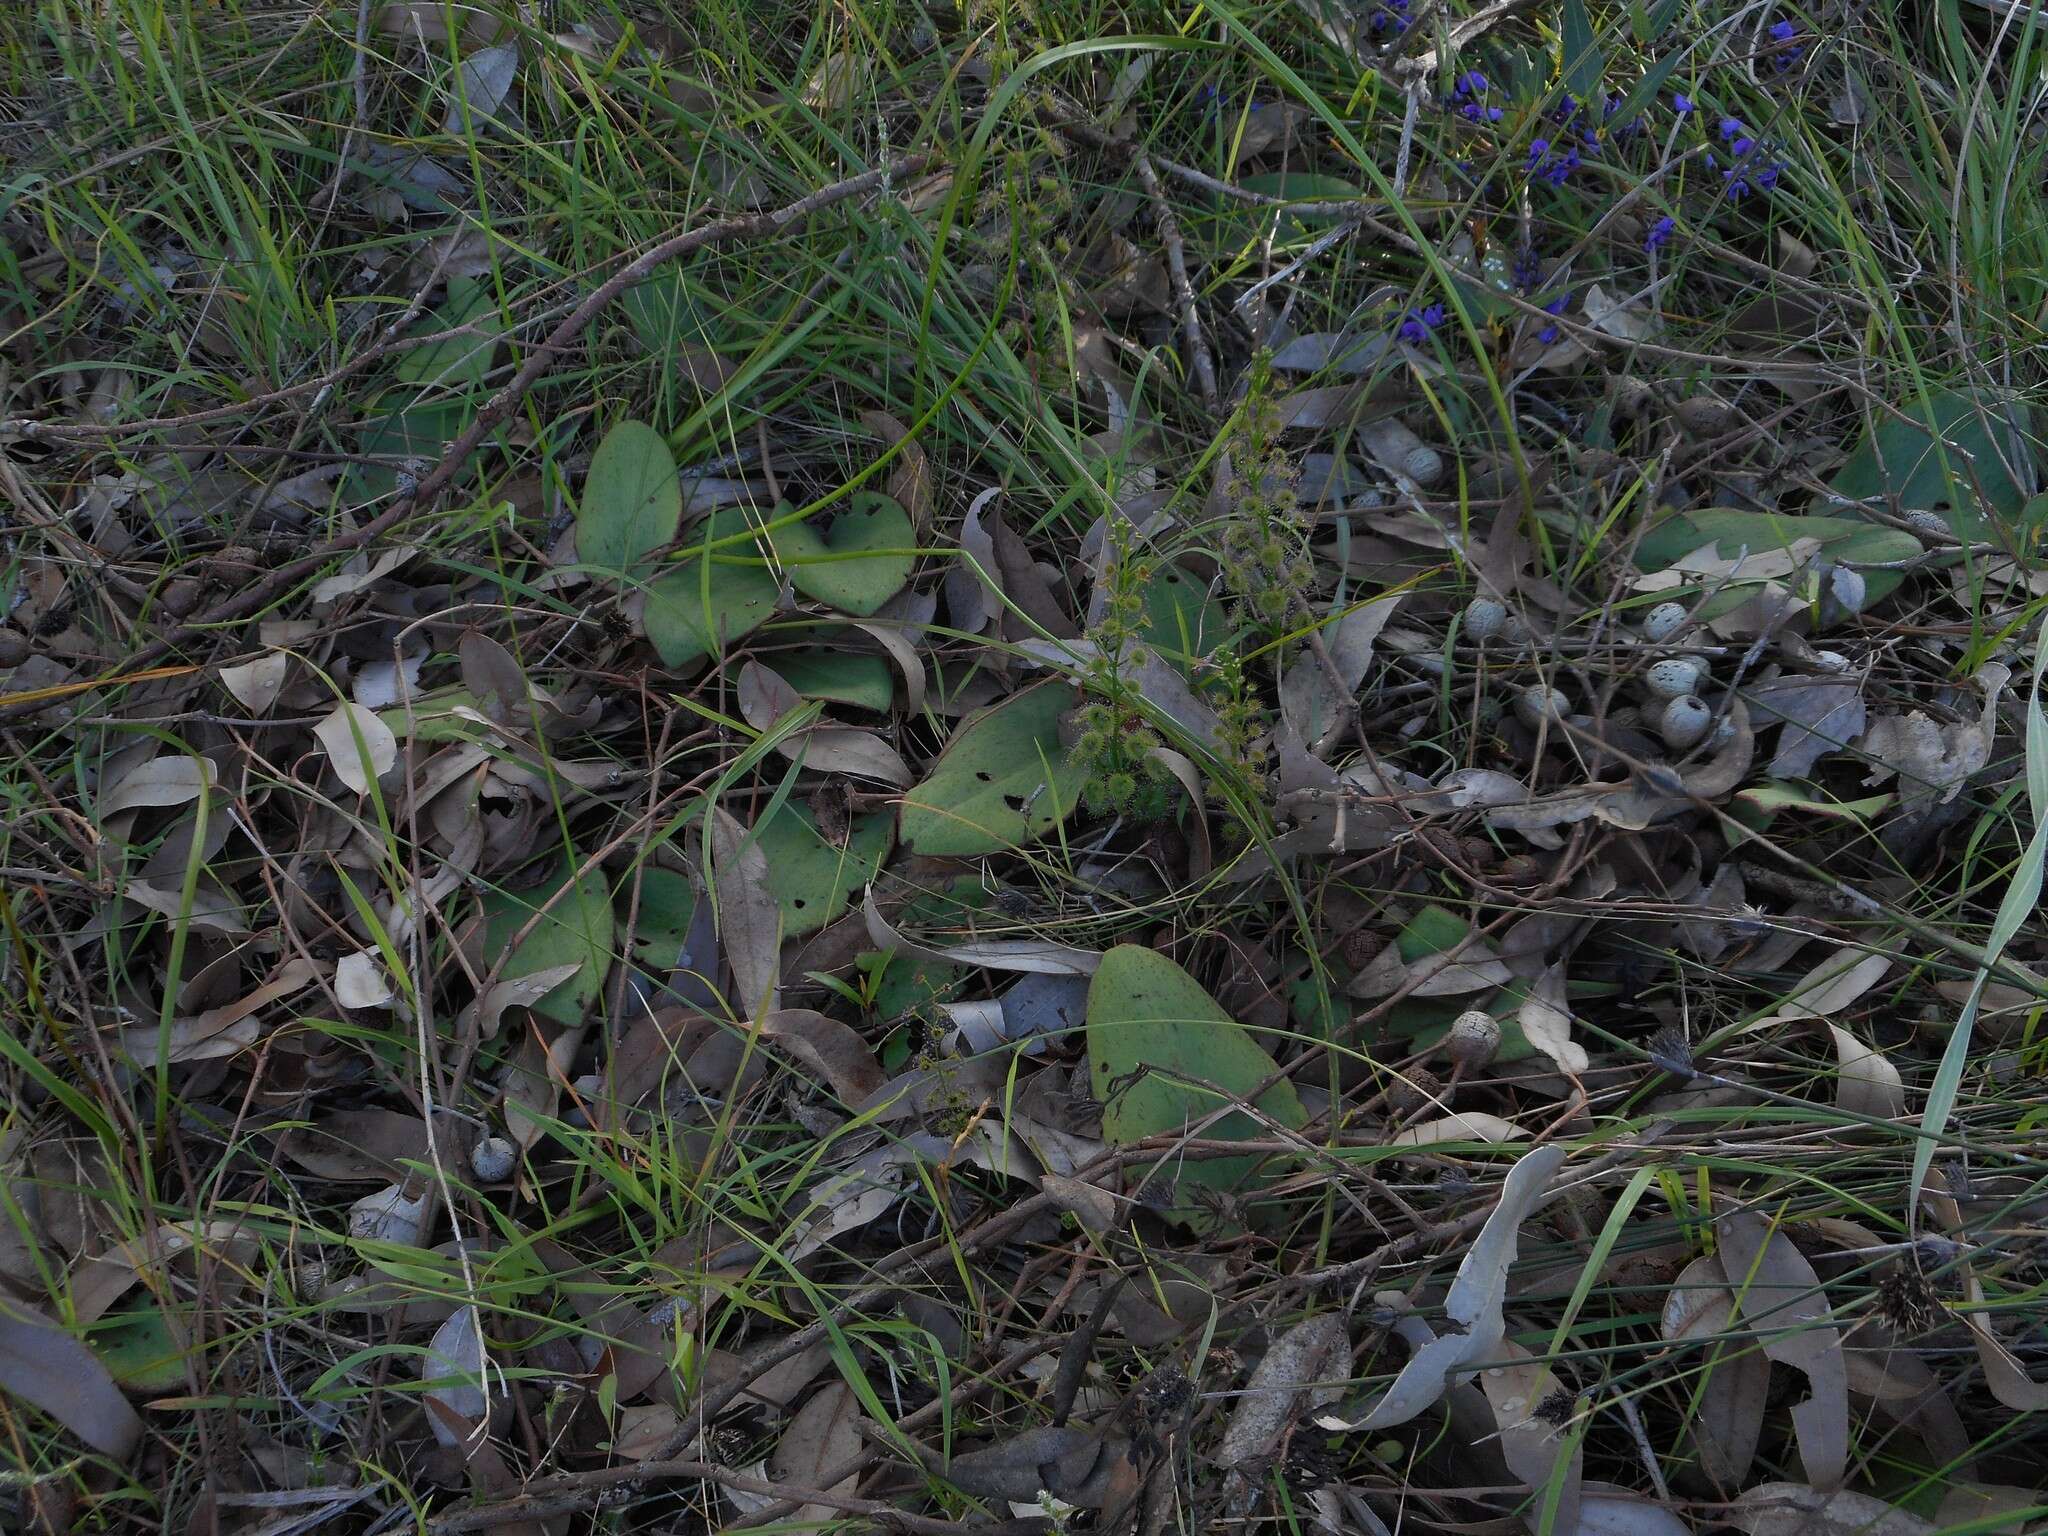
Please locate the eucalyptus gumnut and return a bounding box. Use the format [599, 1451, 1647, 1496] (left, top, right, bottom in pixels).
[1643, 657, 1703, 700]
[1446, 1010, 1502, 1070]
[1514, 683, 1569, 728]
[1463, 597, 1507, 641]
[470, 1136, 517, 1183]
[1658, 695, 1713, 750]
[1641, 601, 1689, 644]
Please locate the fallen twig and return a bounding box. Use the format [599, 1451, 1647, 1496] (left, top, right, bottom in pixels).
[1133, 150, 1219, 415]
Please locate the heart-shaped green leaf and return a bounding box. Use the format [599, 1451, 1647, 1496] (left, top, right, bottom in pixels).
[775, 492, 915, 615]
[580, 419, 681, 583]
[1087, 945, 1305, 1219]
[1831, 387, 2037, 538]
[641, 507, 780, 667]
[898, 684, 1087, 856]
[1634, 507, 1923, 618]
[756, 799, 894, 937]
[351, 391, 474, 504]
[773, 648, 895, 711]
[480, 854, 615, 1026]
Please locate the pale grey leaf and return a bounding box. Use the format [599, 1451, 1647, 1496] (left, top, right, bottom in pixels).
[708, 807, 782, 1017]
[422, 1305, 488, 1449]
[1220, 1315, 1350, 1468]
[1715, 1209, 1849, 1491]
[1727, 1482, 1930, 1536]
[770, 1381, 863, 1525]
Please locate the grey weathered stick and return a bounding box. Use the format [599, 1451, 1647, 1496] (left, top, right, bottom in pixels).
[1132, 150, 1219, 415]
[0, 152, 932, 726]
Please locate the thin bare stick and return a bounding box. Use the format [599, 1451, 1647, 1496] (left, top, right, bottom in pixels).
[314, 0, 374, 214]
[0, 152, 932, 727]
[1132, 151, 1219, 415]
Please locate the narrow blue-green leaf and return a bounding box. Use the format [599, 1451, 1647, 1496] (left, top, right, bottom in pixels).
[1561, 0, 1605, 107]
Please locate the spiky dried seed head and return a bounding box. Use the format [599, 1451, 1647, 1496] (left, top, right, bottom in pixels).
[1645, 1024, 1697, 1078]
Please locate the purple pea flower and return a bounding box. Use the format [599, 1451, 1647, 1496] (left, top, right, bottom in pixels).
[1674, 93, 1695, 113]
[1395, 302, 1446, 345]
[1646, 215, 1676, 252]
[1536, 292, 1570, 345]
[1719, 116, 1745, 141]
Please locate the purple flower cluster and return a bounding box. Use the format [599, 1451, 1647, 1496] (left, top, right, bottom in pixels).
[1448, 70, 1503, 124]
[1645, 215, 1676, 252]
[1767, 18, 1804, 73]
[1711, 116, 1786, 200]
[1368, 0, 1410, 37]
[1526, 136, 1583, 186]
[1395, 302, 1446, 345]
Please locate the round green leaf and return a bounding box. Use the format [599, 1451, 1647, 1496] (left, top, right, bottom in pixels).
[756, 800, 893, 937]
[772, 648, 895, 711]
[641, 507, 780, 667]
[480, 854, 615, 1026]
[580, 419, 681, 583]
[898, 684, 1088, 856]
[1086, 945, 1305, 1216]
[775, 492, 916, 615]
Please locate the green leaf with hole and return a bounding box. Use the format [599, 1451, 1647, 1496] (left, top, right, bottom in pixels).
[775, 492, 916, 615]
[1139, 563, 1229, 674]
[1831, 387, 2038, 538]
[1634, 507, 1923, 617]
[641, 507, 781, 667]
[1086, 945, 1304, 1218]
[480, 854, 615, 1026]
[580, 419, 681, 584]
[898, 684, 1087, 856]
[773, 648, 895, 711]
[625, 867, 697, 968]
[756, 800, 893, 938]
[90, 1306, 191, 1392]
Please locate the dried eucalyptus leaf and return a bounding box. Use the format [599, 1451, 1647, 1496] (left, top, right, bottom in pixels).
[1715, 1209, 1849, 1491]
[1219, 1315, 1350, 1469]
[1321, 1145, 1565, 1429]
